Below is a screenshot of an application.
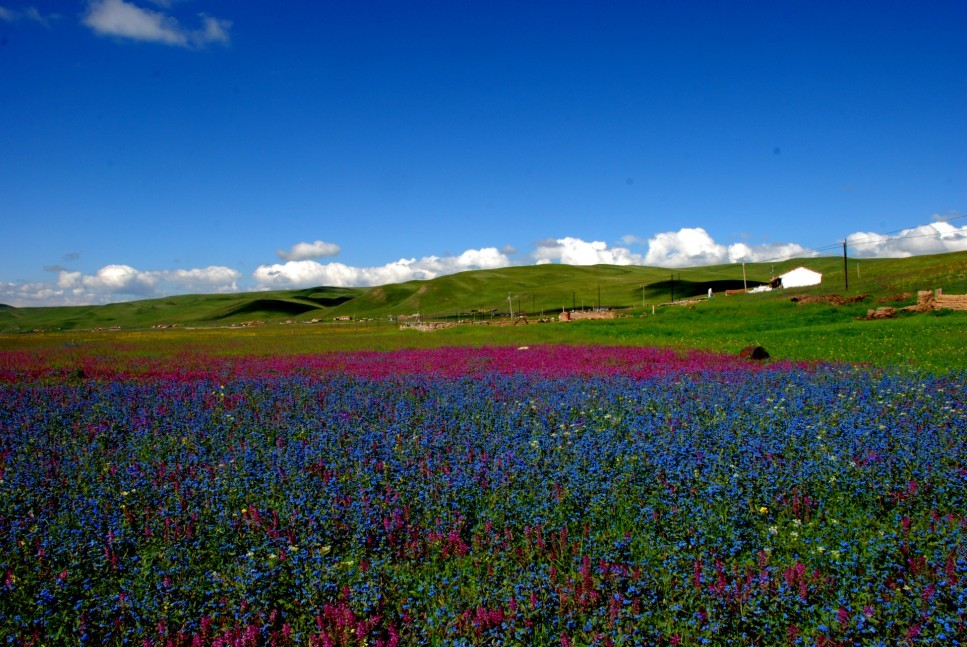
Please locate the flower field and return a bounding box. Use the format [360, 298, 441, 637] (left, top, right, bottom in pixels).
[1, 345, 965, 645]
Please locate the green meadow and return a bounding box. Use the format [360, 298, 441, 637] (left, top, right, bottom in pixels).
[1, 251, 965, 372]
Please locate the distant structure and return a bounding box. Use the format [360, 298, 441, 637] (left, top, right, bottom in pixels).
[774, 267, 822, 289]
[562, 309, 615, 321]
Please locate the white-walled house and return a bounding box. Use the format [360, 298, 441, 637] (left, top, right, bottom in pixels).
[778, 266, 822, 289]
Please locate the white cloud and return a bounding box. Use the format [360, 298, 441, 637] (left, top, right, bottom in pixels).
[0, 281, 67, 308]
[276, 240, 342, 261]
[82, 264, 159, 293]
[159, 266, 242, 293]
[533, 237, 643, 265]
[529, 233, 813, 268]
[638, 227, 815, 267]
[642, 228, 729, 266]
[253, 247, 513, 289]
[56, 270, 83, 289]
[846, 220, 967, 258]
[724, 241, 815, 264]
[82, 0, 231, 48]
[0, 264, 240, 307]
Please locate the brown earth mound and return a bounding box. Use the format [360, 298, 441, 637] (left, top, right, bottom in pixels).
[876, 292, 914, 304]
[790, 294, 868, 306]
[866, 307, 897, 320]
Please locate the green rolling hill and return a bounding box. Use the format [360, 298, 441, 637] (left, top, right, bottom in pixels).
[1, 251, 965, 333]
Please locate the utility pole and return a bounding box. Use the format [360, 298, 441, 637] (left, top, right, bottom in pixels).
[507, 293, 513, 319]
[843, 240, 849, 290]
[742, 261, 748, 291]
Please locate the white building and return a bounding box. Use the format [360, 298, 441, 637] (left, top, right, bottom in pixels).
[778, 266, 822, 289]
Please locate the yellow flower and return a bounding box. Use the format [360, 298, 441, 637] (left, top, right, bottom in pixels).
[759, 506, 769, 514]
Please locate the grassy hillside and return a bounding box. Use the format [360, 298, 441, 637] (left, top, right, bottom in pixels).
[316, 251, 967, 320]
[1, 252, 965, 371]
[2, 252, 966, 332]
[0, 286, 363, 332]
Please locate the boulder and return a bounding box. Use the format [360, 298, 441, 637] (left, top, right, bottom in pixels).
[739, 345, 770, 360]
[866, 307, 896, 320]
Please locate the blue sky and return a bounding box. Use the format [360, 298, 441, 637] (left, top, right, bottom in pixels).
[1, 1, 965, 306]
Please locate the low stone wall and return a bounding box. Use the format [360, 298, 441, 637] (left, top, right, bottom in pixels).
[868, 289, 967, 318]
[399, 322, 456, 332]
[915, 289, 967, 311]
[567, 310, 616, 321]
[934, 289, 967, 311]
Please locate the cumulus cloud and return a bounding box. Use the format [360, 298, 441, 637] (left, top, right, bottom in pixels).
[0, 280, 67, 308]
[643, 228, 728, 266]
[846, 220, 967, 258]
[0, 264, 241, 307]
[276, 240, 342, 262]
[637, 227, 815, 267]
[82, 0, 231, 48]
[72, 264, 240, 295]
[253, 247, 512, 289]
[533, 237, 644, 266]
[530, 231, 813, 269]
[524, 232, 819, 269]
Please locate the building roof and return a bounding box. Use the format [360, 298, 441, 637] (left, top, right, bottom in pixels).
[780, 266, 822, 277]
